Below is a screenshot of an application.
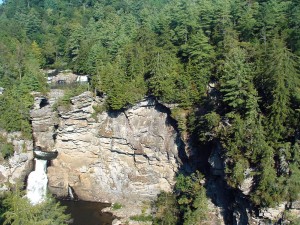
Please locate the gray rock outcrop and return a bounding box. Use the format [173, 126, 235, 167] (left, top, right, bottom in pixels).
[291, 200, 300, 209]
[0, 132, 33, 190]
[259, 203, 286, 221]
[238, 168, 254, 196]
[31, 90, 64, 150]
[31, 91, 183, 205]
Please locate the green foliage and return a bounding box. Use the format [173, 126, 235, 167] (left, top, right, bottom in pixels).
[171, 108, 188, 133]
[112, 202, 122, 210]
[130, 214, 152, 222]
[284, 210, 300, 225]
[1, 188, 70, 225]
[0, 135, 14, 159]
[182, 189, 208, 225]
[286, 143, 300, 201]
[52, 84, 89, 111]
[153, 191, 179, 225]
[92, 52, 147, 110]
[153, 172, 208, 225]
[197, 112, 221, 142]
[220, 43, 255, 114]
[251, 148, 279, 207]
[176, 172, 209, 225]
[0, 88, 33, 139]
[91, 103, 107, 121]
[221, 115, 250, 188]
[264, 38, 299, 142]
[148, 50, 187, 104]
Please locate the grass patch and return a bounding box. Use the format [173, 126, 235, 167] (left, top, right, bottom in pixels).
[91, 103, 107, 121]
[130, 214, 153, 222]
[0, 135, 14, 159]
[52, 83, 89, 111]
[112, 202, 122, 210]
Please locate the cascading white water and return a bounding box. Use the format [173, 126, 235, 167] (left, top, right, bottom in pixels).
[26, 159, 48, 205]
[68, 185, 75, 200]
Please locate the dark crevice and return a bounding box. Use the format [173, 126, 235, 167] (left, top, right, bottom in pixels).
[39, 98, 49, 108]
[53, 124, 59, 143]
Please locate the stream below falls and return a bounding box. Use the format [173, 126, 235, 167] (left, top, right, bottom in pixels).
[59, 200, 114, 225]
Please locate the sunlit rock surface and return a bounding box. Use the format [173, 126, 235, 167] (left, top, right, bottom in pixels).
[31, 91, 183, 204]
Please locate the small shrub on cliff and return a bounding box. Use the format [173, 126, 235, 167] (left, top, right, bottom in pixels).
[130, 214, 153, 222]
[112, 202, 123, 210]
[130, 201, 153, 222]
[0, 136, 14, 159]
[52, 83, 89, 111]
[91, 103, 107, 121]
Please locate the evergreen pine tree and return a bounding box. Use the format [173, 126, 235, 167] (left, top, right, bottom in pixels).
[265, 38, 299, 142]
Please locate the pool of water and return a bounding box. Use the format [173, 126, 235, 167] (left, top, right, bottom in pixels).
[59, 200, 114, 225]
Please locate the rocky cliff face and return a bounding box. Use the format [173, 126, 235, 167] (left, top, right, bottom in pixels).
[31, 91, 183, 205]
[0, 132, 33, 190]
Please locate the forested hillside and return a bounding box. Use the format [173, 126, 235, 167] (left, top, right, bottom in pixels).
[0, 0, 300, 224]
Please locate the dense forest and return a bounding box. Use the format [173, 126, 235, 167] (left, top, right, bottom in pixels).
[0, 0, 300, 224]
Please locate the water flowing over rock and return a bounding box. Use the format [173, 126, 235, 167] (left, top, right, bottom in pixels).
[31, 91, 183, 206]
[26, 159, 48, 205]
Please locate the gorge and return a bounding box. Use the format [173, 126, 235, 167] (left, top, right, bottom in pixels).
[1, 88, 299, 224]
[27, 89, 299, 224]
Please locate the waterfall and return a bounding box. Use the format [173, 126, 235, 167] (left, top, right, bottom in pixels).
[68, 185, 75, 200]
[26, 159, 48, 205]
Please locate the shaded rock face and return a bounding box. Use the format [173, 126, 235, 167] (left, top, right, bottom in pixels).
[0, 132, 33, 190]
[208, 142, 224, 176]
[31, 91, 183, 203]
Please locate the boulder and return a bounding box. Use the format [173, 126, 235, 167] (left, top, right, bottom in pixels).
[291, 200, 300, 210]
[259, 203, 286, 221]
[238, 169, 254, 195]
